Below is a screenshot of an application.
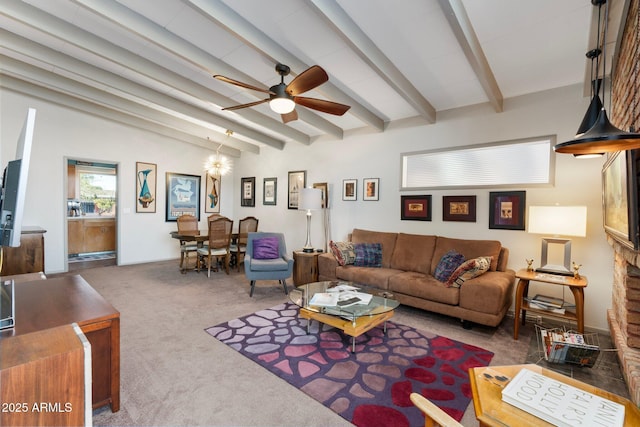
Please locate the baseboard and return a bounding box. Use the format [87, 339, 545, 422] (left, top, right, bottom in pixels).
[505, 309, 610, 335]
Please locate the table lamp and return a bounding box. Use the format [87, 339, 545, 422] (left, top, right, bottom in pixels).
[528, 205, 587, 276]
[298, 187, 323, 252]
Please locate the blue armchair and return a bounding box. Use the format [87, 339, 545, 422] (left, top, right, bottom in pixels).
[244, 232, 293, 297]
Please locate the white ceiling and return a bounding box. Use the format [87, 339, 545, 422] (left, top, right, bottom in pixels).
[0, 0, 628, 157]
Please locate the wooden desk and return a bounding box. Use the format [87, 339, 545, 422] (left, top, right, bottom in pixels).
[0, 275, 120, 412]
[513, 269, 587, 339]
[469, 364, 640, 426]
[0, 226, 46, 276]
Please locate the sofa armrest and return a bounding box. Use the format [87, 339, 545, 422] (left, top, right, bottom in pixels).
[318, 252, 338, 280]
[496, 247, 510, 272]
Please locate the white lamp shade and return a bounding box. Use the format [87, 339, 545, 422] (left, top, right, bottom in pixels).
[528, 206, 587, 237]
[269, 98, 295, 114]
[298, 188, 323, 211]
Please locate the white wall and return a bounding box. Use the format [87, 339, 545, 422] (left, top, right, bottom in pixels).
[233, 84, 613, 331]
[2, 83, 614, 331]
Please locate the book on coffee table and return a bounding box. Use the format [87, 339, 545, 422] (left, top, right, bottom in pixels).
[501, 368, 624, 427]
[309, 292, 338, 307]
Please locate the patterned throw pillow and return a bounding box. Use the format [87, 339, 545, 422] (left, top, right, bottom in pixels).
[434, 250, 466, 282]
[446, 256, 492, 288]
[253, 237, 280, 259]
[329, 241, 356, 266]
[354, 243, 383, 267]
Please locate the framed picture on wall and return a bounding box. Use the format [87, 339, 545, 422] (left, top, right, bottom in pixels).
[263, 177, 277, 206]
[204, 172, 221, 213]
[342, 179, 357, 201]
[241, 177, 255, 207]
[288, 170, 306, 209]
[363, 178, 379, 201]
[401, 195, 432, 221]
[442, 195, 476, 222]
[603, 151, 639, 249]
[313, 182, 329, 208]
[136, 161, 156, 213]
[489, 191, 525, 230]
[165, 172, 200, 221]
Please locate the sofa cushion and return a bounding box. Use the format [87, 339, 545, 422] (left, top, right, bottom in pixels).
[388, 272, 459, 305]
[335, 266, 402, 290]
[446, 256, 492, 288]
[389, 233, 437, 274]
[459, 271, 515, 315]
[351, 229, 398, 268]
[432, 237, 502, 272]
[433, 250, 465, 282]
[354, 243, 382, 267]
[253, 237, 280, 259]
[329, 241, 356, 266]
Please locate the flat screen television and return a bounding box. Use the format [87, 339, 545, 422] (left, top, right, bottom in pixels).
[1, 108, 36, 248]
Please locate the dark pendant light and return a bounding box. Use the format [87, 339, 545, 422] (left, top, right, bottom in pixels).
[555, 0, 640, 155]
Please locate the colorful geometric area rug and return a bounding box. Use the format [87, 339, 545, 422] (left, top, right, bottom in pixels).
[205, 302, 493, 427]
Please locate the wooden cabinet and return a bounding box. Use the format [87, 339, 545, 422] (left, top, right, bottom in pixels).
[0, 227, 46, 276]
[293, 251, 320, 285]
[68, 218, 115, 255]
[1, 324, 90, 426]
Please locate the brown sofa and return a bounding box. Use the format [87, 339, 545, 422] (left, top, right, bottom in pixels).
[317, 228, 516, 327]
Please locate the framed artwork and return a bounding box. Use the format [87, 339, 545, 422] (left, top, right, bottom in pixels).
[165, 172, 200, 221]
[136, 161, 156, 213]
[401, 195, 432, 221]
[443, 195, 476, 222]
[204, 172, 221, 213]
[288, 170, 306, 209]
[489, 191, 526, 230]
[363, 178, 379, 201]
[602, 151, 639, 249]
[241, 177, 256, 207]
[263, 177, 277, 206]
[342, 179, 357, 201]
[313, 182, 329, 208]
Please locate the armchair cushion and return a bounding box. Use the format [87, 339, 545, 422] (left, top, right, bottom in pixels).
[249, 258, 290, 271]
[253, 237, 280, 259]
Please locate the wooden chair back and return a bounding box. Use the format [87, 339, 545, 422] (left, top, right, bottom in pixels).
[237, 216, 259, 245]
[177, 214, 198, 234]
[208, 216, 233, 250]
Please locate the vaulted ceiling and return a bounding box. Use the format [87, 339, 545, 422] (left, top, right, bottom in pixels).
[0, 0, 628, 158]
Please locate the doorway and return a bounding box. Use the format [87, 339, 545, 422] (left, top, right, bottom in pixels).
[66, 159, 118, 270]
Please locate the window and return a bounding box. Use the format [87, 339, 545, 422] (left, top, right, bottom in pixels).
[76, 165, 117, 216]
[401, 135, 555, 189]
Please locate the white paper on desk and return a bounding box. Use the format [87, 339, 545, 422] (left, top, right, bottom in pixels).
[337, 291, 372, 305]
[309, 292, 338, 307]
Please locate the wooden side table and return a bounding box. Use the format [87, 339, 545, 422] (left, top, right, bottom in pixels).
[513, 269, 587, 340]
[293, 251, 320, 285]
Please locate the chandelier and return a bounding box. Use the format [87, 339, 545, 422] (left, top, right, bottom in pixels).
[204, 131, 232, 176]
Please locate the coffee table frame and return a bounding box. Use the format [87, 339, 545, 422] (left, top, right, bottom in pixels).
[291, 281, 398, 352]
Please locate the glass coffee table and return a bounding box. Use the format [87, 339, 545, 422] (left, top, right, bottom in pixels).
[289, 281, 399, 352]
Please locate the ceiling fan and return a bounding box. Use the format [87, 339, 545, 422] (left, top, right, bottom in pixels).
[214, 64, 351, 123]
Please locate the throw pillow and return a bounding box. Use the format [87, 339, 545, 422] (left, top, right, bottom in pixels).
[354, 242, 383, 267]
[434, 250, 465, 282]
[329, 241, 356, 266]
[446, 256, 492, 288]
[253, 237, 280, 260]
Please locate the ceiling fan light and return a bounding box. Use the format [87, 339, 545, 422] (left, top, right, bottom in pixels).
[269, 97, 295, 114]
[555, 108, 640, 155]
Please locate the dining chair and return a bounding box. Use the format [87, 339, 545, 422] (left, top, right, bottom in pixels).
[176, 214, 198, 272]
[197, 216, 233, 277]
[244, 232, 293, 296]
[230, 216, 258, 272]
[410, 393, 462, 427]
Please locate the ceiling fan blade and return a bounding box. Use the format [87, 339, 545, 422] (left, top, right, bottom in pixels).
[281, 110, 298, 123]
[213, 75, 274, 95]
[286, 65, 328, 96]
[221, 99, 269, 111]
[294, 96, 351, 116]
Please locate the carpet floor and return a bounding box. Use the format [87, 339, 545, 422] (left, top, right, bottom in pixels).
[43, 260, 626, 426]
[206, 302, 494, 426]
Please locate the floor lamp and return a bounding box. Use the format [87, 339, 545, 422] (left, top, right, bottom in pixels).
[528, 206, 587, 276]
[298, 188, 323, 253]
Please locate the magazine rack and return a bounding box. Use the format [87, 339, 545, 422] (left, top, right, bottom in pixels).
[535, 324, 602, 367]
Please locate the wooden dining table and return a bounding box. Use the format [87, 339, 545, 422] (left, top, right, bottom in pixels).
[170, 230, 239, 273]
